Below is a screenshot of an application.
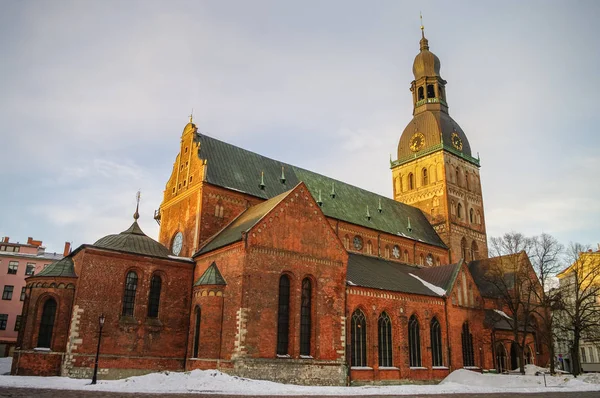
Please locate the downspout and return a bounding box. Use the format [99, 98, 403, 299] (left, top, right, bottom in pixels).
[218, 290, 225, 369]
[345, 285, 350, 386]
[444, 295, 452, 370]
[184, 261, 195, 371]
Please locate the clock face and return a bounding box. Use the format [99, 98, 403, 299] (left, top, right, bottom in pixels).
[451, 132, 463, 151]
[172, 232, 183, 256]
[409, 132, 425, 152]
[392, 245, 400, 259]
[353, 236, 363, 250]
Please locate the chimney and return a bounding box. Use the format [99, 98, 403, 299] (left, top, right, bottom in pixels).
[2, 237, 8, 243]
[63, 242, 71, 257]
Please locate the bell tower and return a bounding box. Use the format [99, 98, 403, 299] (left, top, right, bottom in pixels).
[391, 25, 488, 263]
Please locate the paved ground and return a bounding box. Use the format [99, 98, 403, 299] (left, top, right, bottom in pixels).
[1, 388, 600, 398]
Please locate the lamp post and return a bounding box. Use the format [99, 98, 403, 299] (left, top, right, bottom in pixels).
[91, 313, 106, 385]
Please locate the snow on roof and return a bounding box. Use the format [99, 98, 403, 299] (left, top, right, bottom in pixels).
[409, 273, 446, 296]
[493, 309, 512, 320]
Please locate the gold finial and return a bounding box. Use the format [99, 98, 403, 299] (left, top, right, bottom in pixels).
[189, 109, 194, 124]
[133, 190, 141, 221]
[420, 12, 425, 38]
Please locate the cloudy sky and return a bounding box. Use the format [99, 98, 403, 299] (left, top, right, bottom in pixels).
[1, 0, 598, 254]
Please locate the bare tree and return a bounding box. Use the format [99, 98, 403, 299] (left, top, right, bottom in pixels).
[554, 243, 600, 376]
[529, 233, 564, 373]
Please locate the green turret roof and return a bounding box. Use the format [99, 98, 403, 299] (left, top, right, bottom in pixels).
[195, 262, 226, 286]
[36, 256, 77, 278]
[93, 221, 171, 258]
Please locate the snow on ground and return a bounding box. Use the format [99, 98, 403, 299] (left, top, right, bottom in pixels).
[0, 358, 11, 376]
[0, 357, 599, 395]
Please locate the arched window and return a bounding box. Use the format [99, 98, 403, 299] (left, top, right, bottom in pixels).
[436, 257, 441, 266]
[427, 84, 435, 98]
[476, 211, 482, 224]
[378, 312, 393, 367]
[451, 201, 456, 215]
[366, 241, 372, 255]
[461, 237, 468, 260]
[385, 245, 390, 258]
[408, 173, 414, 190]
[37, 298, 57, 348]
[300, 278, 312, 356]
[193, 306, 201, 357]
[404, 250, 409, 262]
[277, 275, 290, 355]
[351, 309, 367, 367]
[470, 241, 479, 261]
[461, 322, 475, 367]
[122, 271, 138, 317]
[430, 317, 443, 367]
[418, 86, 424, 100]
[457, 203, 463, 219]
[408, 315, 421, 367]
[422, 168, 428, 186]
[469, 208, 474, 223]
[147, 274, 162, 318]
[343, 235, 350, 249]
[496, 343, 507, 373]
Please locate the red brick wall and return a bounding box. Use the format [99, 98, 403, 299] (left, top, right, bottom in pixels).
[11, 351, 63, 376]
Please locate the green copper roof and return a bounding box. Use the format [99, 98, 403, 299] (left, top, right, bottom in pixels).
[93, 221, 171, 258]
[194, 261, 227, 286]
[197, 189, 292, 255]
[36, 256, 77, 278]
[196, 133, 446, 248]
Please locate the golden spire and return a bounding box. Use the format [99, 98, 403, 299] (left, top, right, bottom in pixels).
[133, 190, 141, 221]
[189, 108, 194, 124]
[420, 12, 425, 38]
[419, 12, 429, 51]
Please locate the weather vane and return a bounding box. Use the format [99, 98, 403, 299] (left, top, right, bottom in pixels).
[134, 190, 141, 220]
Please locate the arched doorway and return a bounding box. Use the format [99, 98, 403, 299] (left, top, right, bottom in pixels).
[495, 343, 507, 373]
[510, 341, 519, 370]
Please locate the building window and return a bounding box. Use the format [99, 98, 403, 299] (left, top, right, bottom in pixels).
[366, 241, 372, 255]
[404, 250, 409, 262]
[385, 245, 390, 258]
[436, 257, 441, 266]
[462, 322, 475, 367]
[277, 275, 290, 355]
[193, 306, 201, 357]
[351, 309, 367, 367]
[147, 274, 162, 318]
[431, 317, 443, 367]
[427, 84, 435, 98]
[378, 312, 393, 367]
[122, 271, 138, 317]
[0, 314, 7, 330]
[455, 167, 460, 186]
[451, 201, 456, 216]
[581, 347, 587, 363]
[300, 278, 312, 356]
[461, 237, 468, 260]
[469, 208, 474, 223]
[38, 299, 57, 348]
[457, 203, 463, 219]
[8, 261, 18, 274]
[408, 315, 421, 367]
[476, 211, 482, 224]
[20, 286, 26, 301]
[343, 235, 350, 249]
[25, 263, 35, 276]
[422, 168, 428, 186]
[408, 173, 414, 190]
[496, 343, 507, 373]
[418, 86, 424, 100]
[14, 315, 22, 331]
[2, 285, 13, 300]
[470, 241, 479, 261]
[465, 172, 470, 190]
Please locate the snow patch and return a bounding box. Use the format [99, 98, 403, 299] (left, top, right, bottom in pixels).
[0, 357, 11, 375]
[409, 273, 446, 296]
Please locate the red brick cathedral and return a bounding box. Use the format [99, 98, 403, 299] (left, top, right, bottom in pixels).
[12, 30, 548, 384]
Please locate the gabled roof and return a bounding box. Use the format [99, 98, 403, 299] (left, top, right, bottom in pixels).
[346, 254, 444, 297]
[468, 252, 527, 298]
[195, 262, 226, 286]
[197, 189, 292, 255]
[195, 133, 446, 248]
[93, 221, 171, 259]
[35, 256, 77, 278]
[413, 260, 462, 293]
[484, 309, 513, 331]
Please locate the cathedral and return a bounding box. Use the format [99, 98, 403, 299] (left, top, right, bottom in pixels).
[11, 29, 547, 385]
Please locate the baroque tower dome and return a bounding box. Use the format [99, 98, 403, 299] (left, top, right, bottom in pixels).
[412, 35, 441, 79]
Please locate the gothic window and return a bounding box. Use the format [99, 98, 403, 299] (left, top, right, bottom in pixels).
[351, 309, 367, 367]
[469, 208, 474, 223]
[470, 241, 479, 261]
[122, 271, 138, 317]
[147, 274, 162, 318]
[457, 203, 463, 219]
[193, 306, 201, 357]
[277, 275, 290, 355]
[378, 312, 393, 367]
[430, 317, 443, 367]
[300, 278, 312, 356]
[461, 322, 475, 367]
[408, 173, 414, 190]
[37, 298, 57, 348]
[461, 237, 468, 260]
[418, 86, 424, 100]
[408, 315, 421, 367]
[422, 168, 428, 186]
[427, 84, 435, 98]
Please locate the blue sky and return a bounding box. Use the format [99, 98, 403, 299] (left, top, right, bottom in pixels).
[1, 0, 598, 254]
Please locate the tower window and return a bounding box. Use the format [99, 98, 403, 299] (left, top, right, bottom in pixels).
[465, 172, 470, 190]
[427, 84, 435, 98]
[408, 173, 414, 190]
[471, 241, 479, 261]
[455, 167, 460, 186]
[476, 211, 482, 225]
[451, 201, 456, 216]
[418, 86, 424, 101]
[422, 168, 428, 186]
[461, 237, 468, 260]
[457, 203, 463, 219]
[469, 208, 474, 223]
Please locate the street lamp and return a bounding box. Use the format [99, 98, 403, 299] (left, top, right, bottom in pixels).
[91, 313, 106, 385]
